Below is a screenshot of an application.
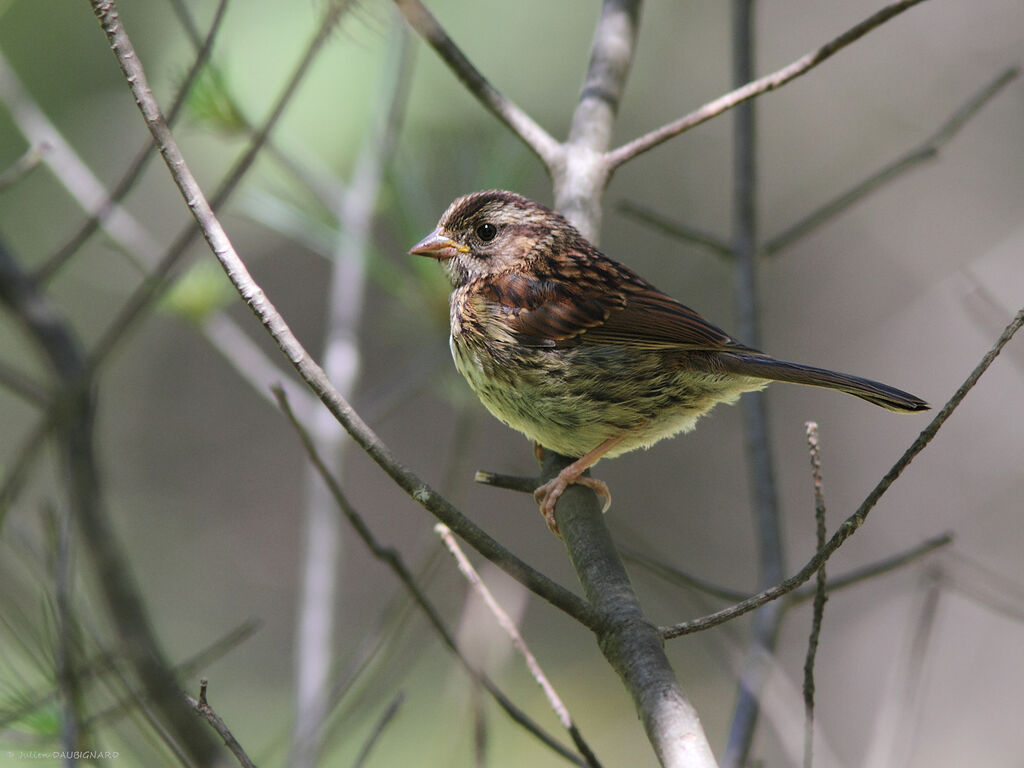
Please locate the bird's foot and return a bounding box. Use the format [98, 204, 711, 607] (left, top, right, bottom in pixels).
[533, 471, 612, 537]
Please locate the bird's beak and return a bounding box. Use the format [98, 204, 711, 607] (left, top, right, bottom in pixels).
[409, 229, 467, 260]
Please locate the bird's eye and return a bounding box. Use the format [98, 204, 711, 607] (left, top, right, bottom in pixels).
[475, 223, 498, 242]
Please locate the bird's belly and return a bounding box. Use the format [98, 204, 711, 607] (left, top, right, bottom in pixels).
[451, 336, 766, 459]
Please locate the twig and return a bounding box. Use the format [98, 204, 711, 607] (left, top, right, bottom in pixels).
[615, 201, 732, 257]
[763, 66, 1019, 255]
[474, 470, 538, 495]
[620, 547, 749, 603]
[0, 141, 49, 193]
[185, 679, 257, 768]
[275, 389, 592, 767]
[0, 361, 48, 406]
[606, 0, 930, 169]
[351, 693, 405, 768]
[802, 422, 829, 768]
[392, 0, 561, 169]
[435, 524, 602, 767]
[662, 307, 1024, 639]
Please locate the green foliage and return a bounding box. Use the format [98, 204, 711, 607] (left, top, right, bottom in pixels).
[159, 260, 236, 324]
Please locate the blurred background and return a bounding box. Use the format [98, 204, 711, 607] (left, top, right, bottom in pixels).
[0, 0, 1022, 766]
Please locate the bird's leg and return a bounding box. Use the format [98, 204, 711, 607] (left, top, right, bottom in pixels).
[534, 436, 625, 536]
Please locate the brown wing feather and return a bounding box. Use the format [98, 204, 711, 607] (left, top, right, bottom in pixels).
[478, 263, 754, 353]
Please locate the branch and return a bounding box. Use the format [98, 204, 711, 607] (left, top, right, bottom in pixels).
[762, 66, 1019, 255]
[663, 307, 1024, 639]
[542, 453, 718, 768]
[555, 0, 643, 238]
[185, 680, 256, 768]
[0, 141, 49, 193]
[615, 201, 732, 257]
[606, 0, 930, 169]
[392, 0, 561, 169]
[801, 422, 828, 768]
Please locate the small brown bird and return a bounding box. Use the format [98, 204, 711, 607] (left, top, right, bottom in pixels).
[411, 190, 928, 534]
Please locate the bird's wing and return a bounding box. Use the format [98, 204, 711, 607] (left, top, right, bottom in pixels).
[478, 269, 750, 352]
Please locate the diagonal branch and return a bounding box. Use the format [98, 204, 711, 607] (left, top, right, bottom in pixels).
[606, 0, 930, 170]
[393, 0, 562, 169]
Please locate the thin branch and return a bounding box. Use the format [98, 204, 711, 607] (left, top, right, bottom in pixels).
[616, 201, 732, 257]
[474, 470, 538, 495]
[606, 0, 930, 169]
[275, 389, 592, 767]
[0, 361, 49, 406]
[663, 307, 1024, 639]
[620, 547, 749, 603]
[184, 679, 257, 768]
[541, 454, 718, 768]
[351, 693, 405, 768]
[763, 66, 1019, 255]
[0, 141, 49, 193]
[392, 0, 561, 169]
[802, 422, 828, 768]
[436, 524, 602, 768]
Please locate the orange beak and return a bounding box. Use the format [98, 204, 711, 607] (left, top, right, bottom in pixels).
[409, 229, 464, 260]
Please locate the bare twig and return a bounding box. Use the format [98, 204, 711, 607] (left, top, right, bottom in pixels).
[763, 66, 1019, 255]
[606, 0, 930, 169]
[802, 422, 829, 768]
[185, 679, 257, 768]
[615, 201, 732, 257]
[474, 470, 538, 495]
[436, 524, 602, 767]
[275, 390, 592, 767]
[0, 361, 48, 406]
[0, 141, 49, 193]
[392, 0, 561, 169]
[663, 308, 1024, 639]
[351, 693, 406, 768]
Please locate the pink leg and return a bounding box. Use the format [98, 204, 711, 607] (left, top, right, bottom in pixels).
[533, 436, 625, 536]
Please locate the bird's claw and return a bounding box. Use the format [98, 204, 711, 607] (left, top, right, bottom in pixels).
[533, 473, 612, 537]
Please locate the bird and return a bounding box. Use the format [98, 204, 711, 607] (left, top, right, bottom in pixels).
[410, 190, 928, 534]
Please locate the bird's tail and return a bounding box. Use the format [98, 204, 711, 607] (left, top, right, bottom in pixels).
[718, 354, 930, 413]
